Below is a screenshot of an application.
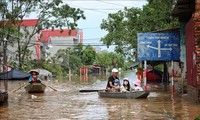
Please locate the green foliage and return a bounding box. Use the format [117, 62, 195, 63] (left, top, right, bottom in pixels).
[100, 0, 178, 60]
[26, 59, 63, 75]
[195, 115, 200, 120]
[49, 44, 126, 75]
[53, 44, 96, 75]
[74, 43, 84, 55]
[82, 45, 96, 65]
[95, 51, 125, 69]
[54, 48, 81, 74]
[154, 64, 163, 72]
[39, 2, 85, 30]
[0, 0, 85, 70]
[95, 52, 111, 67]
[23, 47, 125, 76]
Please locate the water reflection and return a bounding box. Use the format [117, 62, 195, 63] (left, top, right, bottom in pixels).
[0, 71, 200, 120]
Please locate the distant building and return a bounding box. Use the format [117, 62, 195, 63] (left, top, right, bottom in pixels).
[0, 19, 39, 61]
[40, 29, 83, 59]
[0, 19, 83, 61]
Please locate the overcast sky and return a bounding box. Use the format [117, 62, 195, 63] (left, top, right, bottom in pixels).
[64, 0, 148, 51]
[30, 0, 148, 51]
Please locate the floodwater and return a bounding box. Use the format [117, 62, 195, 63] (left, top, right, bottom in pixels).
[0, 71, 200, 120]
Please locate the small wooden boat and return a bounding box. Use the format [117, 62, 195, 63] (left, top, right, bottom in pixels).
[24, 83, 46, 93]
[0, 91, 8, 104]
[98, 90, 150, 99]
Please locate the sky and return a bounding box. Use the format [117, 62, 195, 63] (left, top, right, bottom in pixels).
[31, 0, 148, 51]
[63, 0, 148, 51]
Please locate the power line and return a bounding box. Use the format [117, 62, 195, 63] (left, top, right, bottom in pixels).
[80, 27, 100, 29]
[97, 0, 132, 7]
[29, 41, 115, 46]
[64, 1, 142, 14]
[77, 8, 125, 10]
[51, 44, 115, 46]
[67, 3, 109, 14]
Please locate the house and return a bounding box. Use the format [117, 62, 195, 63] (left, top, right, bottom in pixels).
[0, 19, 83, 61]
[0, 19, 40, 61]
[171, 0, 200, 103]
[40, 29, 83, 59]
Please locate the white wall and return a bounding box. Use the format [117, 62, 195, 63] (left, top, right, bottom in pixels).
[44, 36, 78, 58]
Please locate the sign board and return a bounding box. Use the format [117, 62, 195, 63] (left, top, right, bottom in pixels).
[137, 33, 180, 61]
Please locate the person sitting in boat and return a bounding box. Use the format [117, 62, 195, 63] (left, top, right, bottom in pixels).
[29, 70, 41, 83]
[120, 78, 131, 92]
[133, 79, 143, 91]
[106, 68, 120, 92]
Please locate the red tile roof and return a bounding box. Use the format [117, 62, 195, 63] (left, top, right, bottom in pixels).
[4, 19, 39, 27]
[20, 19, 39, 26]
[40, 29, 77, 43]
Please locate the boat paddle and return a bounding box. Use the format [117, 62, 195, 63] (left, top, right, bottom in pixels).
[42, 83, 57, 91]
[79, 89, 105, 92]
[11, 83, 28, 93]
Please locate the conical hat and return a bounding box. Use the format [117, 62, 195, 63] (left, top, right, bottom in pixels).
[29, 70, 39, 75]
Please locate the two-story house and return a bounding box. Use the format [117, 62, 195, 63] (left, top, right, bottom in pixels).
[40, 29, 83, 59]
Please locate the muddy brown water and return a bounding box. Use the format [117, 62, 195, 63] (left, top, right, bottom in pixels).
[0, 72, 200, 120]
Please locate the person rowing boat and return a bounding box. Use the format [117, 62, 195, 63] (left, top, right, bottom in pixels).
[28, 70, 41, 83]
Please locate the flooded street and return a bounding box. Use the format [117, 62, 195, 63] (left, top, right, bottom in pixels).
[0, 72, 200, 120]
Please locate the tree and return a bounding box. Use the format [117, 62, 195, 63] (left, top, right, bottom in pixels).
[95, 52, 110, 68]
[0, 0, 85, 70]
[95, 51, 125, 69]
[27, 58, 63, 76]
[100, 0, 178, 59]
[54, 44, 97, 74]
[54, 48, 83, 74]
[82, 45, 96, 65]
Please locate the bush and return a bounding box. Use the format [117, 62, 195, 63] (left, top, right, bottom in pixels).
[195, 115, 200, 120]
